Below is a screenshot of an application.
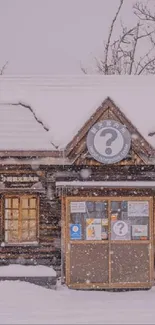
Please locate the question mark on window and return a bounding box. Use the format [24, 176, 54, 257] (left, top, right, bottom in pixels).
[100, 128, 117, 155]
[117, 222, 125, 234]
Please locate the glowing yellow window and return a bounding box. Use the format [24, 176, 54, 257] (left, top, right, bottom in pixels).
[4, 196, 38, 244]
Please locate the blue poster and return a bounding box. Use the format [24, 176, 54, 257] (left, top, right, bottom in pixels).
[70, 224, 82, 240]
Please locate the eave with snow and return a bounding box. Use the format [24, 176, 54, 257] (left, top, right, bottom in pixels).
[0, 101, 64, 164]
[0, 75, 155, 165]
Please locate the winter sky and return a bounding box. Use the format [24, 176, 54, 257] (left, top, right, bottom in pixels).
[0, 0, 152, 75]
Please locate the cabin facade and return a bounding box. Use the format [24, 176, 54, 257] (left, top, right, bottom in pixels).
[0, 75, 155, 289]
[0, 102, 62, 268]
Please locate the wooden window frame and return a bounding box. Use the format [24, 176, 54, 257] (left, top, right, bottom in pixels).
[3, 194, 39, 245]
[64, 196, 153, 289]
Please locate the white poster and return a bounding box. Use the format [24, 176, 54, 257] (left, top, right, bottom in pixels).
[70, 201, 86, 213]
[128, 201, 149, 217]
[102, 218, 108, 226]
[132, 225, 148, 237]
[111, 220, 131, 240]
[86, 218, 101, 240]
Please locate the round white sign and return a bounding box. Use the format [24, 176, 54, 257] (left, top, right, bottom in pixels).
[113, 221, 128, 237]
[86, 120, 131, 164]
[72, 225, 79, 233]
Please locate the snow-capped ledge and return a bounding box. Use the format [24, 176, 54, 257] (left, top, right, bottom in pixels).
[0, 264, 56, 277]
[0, 264, 57, 289]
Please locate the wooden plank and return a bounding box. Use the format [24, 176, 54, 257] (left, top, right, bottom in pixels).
[0, 150, 63, 157]
[68, 282, 152, 289]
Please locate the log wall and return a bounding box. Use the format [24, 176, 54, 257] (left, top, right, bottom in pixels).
[0, 164, 155, 269]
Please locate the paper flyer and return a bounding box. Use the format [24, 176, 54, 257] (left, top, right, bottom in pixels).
[86, 218, 101, 240]
[70, 201, 86, 213]
[128, 201, 149, 217]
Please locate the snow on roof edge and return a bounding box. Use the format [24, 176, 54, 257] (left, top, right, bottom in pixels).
[1, 75, 155, 153]
[0, 101, 58, 151]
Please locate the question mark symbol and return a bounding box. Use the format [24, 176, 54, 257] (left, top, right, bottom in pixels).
[117, 222, 125, 234]
[100, 128, 117, 155]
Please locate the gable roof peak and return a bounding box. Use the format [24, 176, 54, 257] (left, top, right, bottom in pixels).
[66, 96, 154, 159]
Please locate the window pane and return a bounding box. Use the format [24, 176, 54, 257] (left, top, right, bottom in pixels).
[29, 230, 36, 241]
[22, 209, 37, 220]
[12, 210, 19, 219]
[12, 199, 19, 209]
[70, 200, 108, 241]
[29, 210, 36, 219]
[21, 198, 28, 208]
[110, 200, 149, 241]
[5, 210, 12, 219]
[29, 220, 37, 231]
[86, 201, 95, 212]
[5, 198, 11, 209]
[111, 201, 121, 212]
[22, 209, 29, 219]
[22, 220, 28, 230]
[5, 220, 18, 231]
[5, 210, 19, 219]
[7, 231, 18, 242]
[95, 201, 107, 212]
[21, 230, 29, 241]
[30, 198, 36, 209]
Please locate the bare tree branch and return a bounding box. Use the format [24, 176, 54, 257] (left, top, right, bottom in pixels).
[134, 2, 155, 22]
[0, 61, 9, 75]
[81, 0, 155, 75]
[135, 43, 155, 74]
[129, 22, 140, 74]
[138, 57, 155, 74]
[80, 62, 87, 74]
[104, 0, 124, 74]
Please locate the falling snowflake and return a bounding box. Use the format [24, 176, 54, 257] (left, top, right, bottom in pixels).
[131, 133, 139, 140]
[80, 168, 91, 179]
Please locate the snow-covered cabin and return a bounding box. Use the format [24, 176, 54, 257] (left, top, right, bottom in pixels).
[0, 75, 155, 290]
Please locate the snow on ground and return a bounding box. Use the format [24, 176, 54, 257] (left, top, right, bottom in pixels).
[0, 264, 56, 277]
[0, 280, 155, 324]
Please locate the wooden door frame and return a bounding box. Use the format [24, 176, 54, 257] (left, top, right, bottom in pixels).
[63, 195, 154, 289]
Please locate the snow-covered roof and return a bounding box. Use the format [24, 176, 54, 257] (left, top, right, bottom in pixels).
[0, 102, 55, 151]
[0, 75, 155, 151]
